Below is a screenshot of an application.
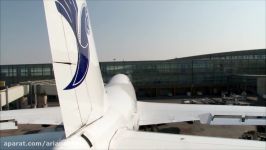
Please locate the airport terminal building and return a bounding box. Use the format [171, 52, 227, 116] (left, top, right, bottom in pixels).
[1, 49, 265, 98]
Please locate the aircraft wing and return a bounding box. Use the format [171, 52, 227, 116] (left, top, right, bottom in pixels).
[137, 101, 266, 125]
[110, 129, 265, 150]
[0, 107, 62, 130]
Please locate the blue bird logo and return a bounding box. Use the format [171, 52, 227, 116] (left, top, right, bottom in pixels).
[55, 0, 90, 90]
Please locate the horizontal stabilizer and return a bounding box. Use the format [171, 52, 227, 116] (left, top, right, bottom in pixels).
[0, 107, 62, 130]
[110, 129, 266, 150]
[137, 101, 266, 125]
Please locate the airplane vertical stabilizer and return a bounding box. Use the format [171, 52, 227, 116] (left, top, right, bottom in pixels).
[43, 0, 105, 137]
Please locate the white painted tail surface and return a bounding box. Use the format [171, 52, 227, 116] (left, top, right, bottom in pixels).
[43, 0, 105, 137]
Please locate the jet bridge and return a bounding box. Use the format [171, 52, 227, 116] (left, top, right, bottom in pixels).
[0, 85, 29, 109]
[0, 80, 58, 130]
[0, 85, 29, 130]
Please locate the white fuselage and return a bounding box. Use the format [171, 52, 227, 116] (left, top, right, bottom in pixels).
[55, 74, 139, 149]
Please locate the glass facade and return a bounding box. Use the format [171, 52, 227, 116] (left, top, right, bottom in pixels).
[0, 49, 265, 98]
[101, 49, 265, 97]
[0, 64, 54, 85]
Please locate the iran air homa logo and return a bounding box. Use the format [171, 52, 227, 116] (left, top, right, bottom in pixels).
[55, 0, 90, 90]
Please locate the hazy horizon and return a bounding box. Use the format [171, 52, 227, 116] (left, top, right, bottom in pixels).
[1, 0, 265, 65]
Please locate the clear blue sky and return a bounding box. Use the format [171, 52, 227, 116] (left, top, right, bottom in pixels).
[0, 0, 265, 65]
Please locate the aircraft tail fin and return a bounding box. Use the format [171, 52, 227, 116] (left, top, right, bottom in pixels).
[43, 0, 105, 137]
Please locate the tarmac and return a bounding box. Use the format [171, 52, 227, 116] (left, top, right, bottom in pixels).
[156, 121, 256, 139]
